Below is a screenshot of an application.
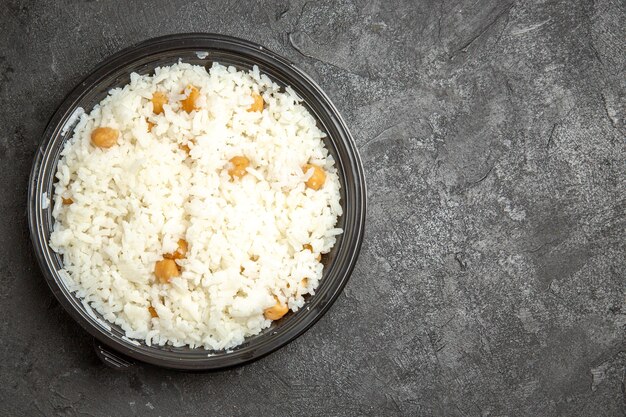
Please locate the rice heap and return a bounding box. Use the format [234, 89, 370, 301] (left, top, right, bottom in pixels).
[49, 62, 342, 350]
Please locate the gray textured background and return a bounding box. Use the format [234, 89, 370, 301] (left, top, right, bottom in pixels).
[1, 0, 625, 416]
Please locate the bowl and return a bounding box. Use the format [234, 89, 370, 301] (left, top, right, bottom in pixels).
[28, 33, 366, 370]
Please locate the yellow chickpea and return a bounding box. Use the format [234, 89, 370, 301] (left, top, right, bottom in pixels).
[151, 91, 167, 115]
[154, 259, 180, 283]
[302, 164, 326, 190]
[62, 197, 73, 205]
[181, 85, 200, 113]
[148, 306, 158, 318]
[301, 278, 308, 287]
[91, 127, 119, 148]
[264, 299, 289, 321]
[247, 93, 264, 112]
[229, 155, 250, 179]
[164, 239, 188, 260]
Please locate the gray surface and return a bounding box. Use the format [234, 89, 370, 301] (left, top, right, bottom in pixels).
[1, 0, 625, 415]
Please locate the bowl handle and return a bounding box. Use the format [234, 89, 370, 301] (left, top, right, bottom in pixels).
[93, 339, 135, 370]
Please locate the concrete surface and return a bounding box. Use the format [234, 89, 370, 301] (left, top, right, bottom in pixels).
[1, 0, 625, 415]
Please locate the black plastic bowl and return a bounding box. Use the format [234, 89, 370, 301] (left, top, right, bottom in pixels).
[28, 34, 366, 370]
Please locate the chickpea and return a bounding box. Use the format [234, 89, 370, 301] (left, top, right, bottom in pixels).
[62, 197, 73, 205]
[302, 164, 326, 190]
[229, 155, 250, 179]
[264, 299, 289, 321]
[181, 85, 200, 113]
[164, 239, 188, 260]
[247, 93, 264, 112]
[154, 259, 180, 283]
[91, 127, 119, 148]
[148, 306, 158, 318]
[151, 91, 167, 115]
[230, 155, 249, 167]
[301, 278, 308, 287]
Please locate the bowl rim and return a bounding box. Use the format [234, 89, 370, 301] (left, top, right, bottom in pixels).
[28, 33, 366, 370]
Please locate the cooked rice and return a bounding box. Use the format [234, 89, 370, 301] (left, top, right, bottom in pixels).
[49, 62, 342, 350]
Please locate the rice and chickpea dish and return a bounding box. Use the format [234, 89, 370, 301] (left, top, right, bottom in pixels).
[49, 62, 342, 350]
